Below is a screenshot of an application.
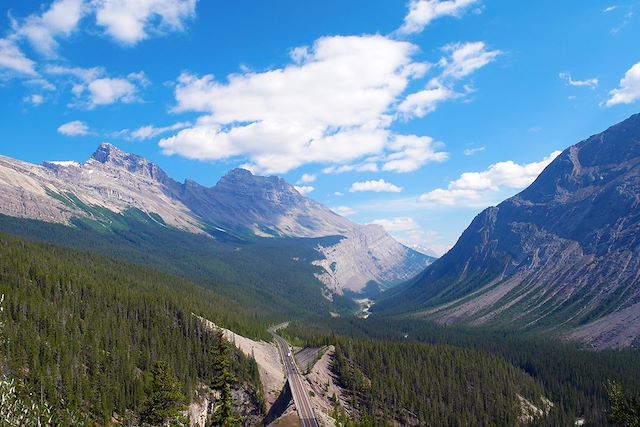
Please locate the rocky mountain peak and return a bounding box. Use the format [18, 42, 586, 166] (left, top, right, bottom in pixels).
[89, 143, 170, 183]
[213, 168, 299, 202]
[376, 113, 640, 348]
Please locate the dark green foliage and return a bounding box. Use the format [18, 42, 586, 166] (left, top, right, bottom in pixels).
[0, 232, 263, 424]
[0, 213, 356, 321]
[284, 316, 640, 426]
[210, 330, 241, 427]
[140, 361, 187, 426]
[331, 336, 544, 426]
[608, 382, 640, 426]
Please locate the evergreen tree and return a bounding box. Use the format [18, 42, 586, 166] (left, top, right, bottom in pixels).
[608, 381, 640, 426]
[210, 330, 241, 427]
[140, 361, 187, 427]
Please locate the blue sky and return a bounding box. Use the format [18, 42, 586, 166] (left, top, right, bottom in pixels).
[1, 0, 639, 255]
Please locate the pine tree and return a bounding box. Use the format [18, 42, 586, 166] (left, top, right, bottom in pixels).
[210, 330, 241, 427]
[608, 381, 640, 426]
[140, 361, 187, 426]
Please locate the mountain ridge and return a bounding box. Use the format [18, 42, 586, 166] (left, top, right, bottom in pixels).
[0, 143, 432, 295]
[376, 113, 640, 348]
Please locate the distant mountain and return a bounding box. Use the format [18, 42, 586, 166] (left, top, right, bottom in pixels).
[376, 113, 640, 349]
[0, 143, 432, 295]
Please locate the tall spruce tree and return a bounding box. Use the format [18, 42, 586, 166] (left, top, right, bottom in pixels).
[140, 361, 187, 426]
[210, 330, 241, 427]
[608, 382, 640, 426]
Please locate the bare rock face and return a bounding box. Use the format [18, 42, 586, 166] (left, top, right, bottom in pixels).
[0, 143, 431, 295]
[377, 113, 640, 348]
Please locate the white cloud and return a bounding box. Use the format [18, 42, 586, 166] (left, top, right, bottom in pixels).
[159, 32, 497, 174]
[45, 64, 102, 81]
[370, 216, 445, 256]
[397, 0, 479, 35]
[11, 0, 86, 58]
[463, 145, 484, 156]
[559, 72, 598, 89]
[604, 5, 618, 12]
[24, 94, 44, 105]
[87, 77, 137, 106]
[44, 65, 147, 108]
[160, 35, 432, 174]
[293, 185, 314, 195]
[332, 206, 356, 216]
[439, 41, 501, 80]
[0, 39, 37, 76]
[334, 191, 344, 196]
[124, 122, 191, 140]
[57, 120, 89, 136]
[382, 135, 448, 172]
[349, 179, 403, 193]
[398, 42, 499, 119]
[370, 217, 418, 232]
[323, 163, 379, 174]
[94, 0, 197, 45]
[419, 150, 562, 206]
[297, 173, 317, 184]
[397, 83, 456, 118]
[606, 61, 640, 106]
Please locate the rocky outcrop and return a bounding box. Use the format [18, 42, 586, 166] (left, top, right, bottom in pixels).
[0, 143, 431, 295]
[377, 113, 640, 348]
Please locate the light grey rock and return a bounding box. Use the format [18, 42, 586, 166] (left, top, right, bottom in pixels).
[0, 143, 431, 295]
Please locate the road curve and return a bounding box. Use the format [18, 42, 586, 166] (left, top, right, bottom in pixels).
[272, 333, 320, 427]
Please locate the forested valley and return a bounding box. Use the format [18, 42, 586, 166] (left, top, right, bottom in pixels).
[0, 232, 263, 425]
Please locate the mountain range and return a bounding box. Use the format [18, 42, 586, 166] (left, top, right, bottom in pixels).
[376, 113, 640, 349]
[0, 143, 432, 297]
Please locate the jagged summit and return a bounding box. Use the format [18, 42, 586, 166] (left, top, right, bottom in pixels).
[215, 167, 293, 192]
[0, 143, 432, 295]
[89, 143, 171, 183]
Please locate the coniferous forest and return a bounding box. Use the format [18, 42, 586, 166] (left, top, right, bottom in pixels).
[1, 227, 640, 425]
[0, 232, 263, 424]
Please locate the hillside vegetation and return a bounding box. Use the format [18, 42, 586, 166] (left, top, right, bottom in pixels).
[285, 317, 640, 426]
[0, 232, 263, 424]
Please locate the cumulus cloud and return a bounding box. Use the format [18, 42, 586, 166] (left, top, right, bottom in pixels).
[397, 0, 479, 35]
[297, 173, 317, 184]
[160, 35, 434, 173]
[559, 72, 598, 89]
[87, 78, 137, 106]
[397, 83, 456, 118]
[94, 0, 197, 45]
[398, 41, 499, 119]
[57, 120, 89, 136]
[349, 179, 403, 193]
[159, 34, 482, 174]
[0, 39, 37, 76]
[606, 61, 640, 106]
[11, 0, 86, 58]
[44, 65, 148, 108]
[419, 150, 562, 206]
[332, 206, 356, 216]
[293, 185, 314, 195]
[382, 135, 448, 172]
[24, 94, 44, 105]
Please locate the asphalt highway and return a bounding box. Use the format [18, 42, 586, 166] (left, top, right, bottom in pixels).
[273, 334, 321, 427]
